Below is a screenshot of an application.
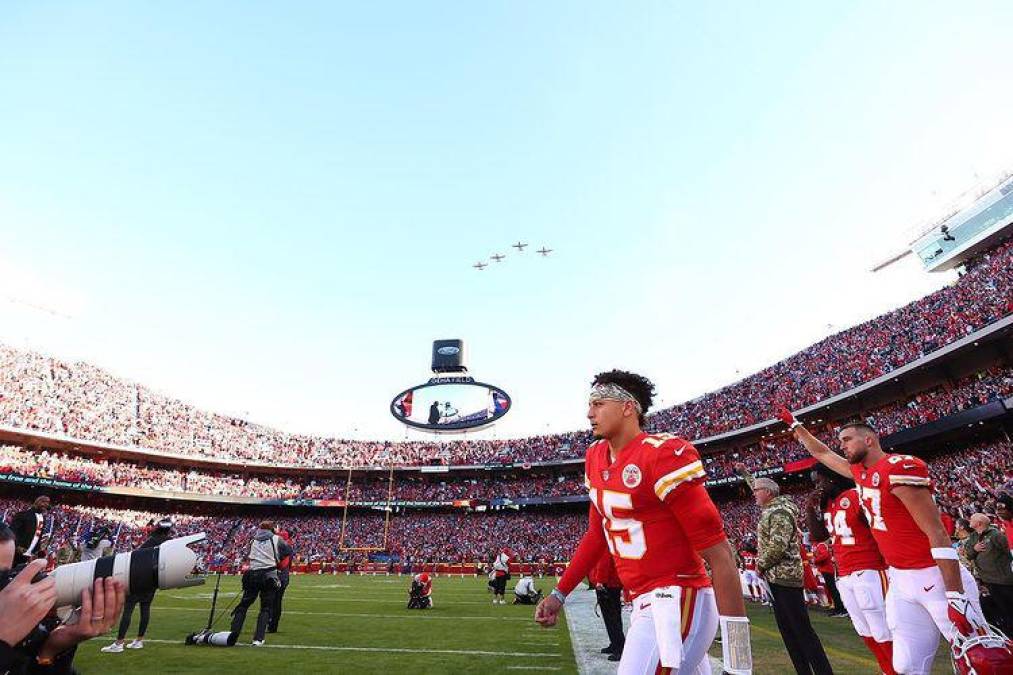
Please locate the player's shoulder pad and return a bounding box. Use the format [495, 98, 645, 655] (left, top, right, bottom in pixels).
[646, 434, 706, 500]
[584, 440, 606, 481]
[885, 453, 930, 486]
[640, 433, 699, 460]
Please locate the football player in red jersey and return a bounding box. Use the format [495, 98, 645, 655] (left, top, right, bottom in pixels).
[779, 407, 989, 675]
[737, 537, 766, 604]
[805, 463, 896, 674]
[536, 371, 752, 675]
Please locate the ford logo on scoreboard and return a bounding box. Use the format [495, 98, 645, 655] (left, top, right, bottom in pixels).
[390, 379, 511, 433]
[436, 346, 460, 356]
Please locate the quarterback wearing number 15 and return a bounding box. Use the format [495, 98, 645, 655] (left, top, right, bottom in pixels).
[535, 370, 752, 675]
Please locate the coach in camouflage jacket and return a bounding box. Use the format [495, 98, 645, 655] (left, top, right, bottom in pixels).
[736, 465, 833, 674]
[735, 466, 803, 587]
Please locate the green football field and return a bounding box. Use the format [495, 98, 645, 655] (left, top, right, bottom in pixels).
[71, 575, 952, 674]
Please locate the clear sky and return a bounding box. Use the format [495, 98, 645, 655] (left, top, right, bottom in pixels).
[1, 2, 1011, 442]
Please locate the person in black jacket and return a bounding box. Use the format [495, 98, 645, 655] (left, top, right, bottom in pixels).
[100, 518, 174, 654]
[9, 496, 52, 566]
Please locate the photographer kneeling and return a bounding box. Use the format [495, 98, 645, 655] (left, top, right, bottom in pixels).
[0, 524, 125, 674]
[195, 521, 291, 647]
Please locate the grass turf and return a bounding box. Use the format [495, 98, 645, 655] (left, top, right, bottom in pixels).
[71, 575, 952, 674]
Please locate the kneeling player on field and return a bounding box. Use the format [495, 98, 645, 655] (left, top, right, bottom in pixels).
[536, 371, 752, 675]
[407, 572, 433, 609]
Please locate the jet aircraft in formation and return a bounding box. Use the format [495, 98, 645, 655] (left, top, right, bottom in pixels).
[471, 242, 553, 269]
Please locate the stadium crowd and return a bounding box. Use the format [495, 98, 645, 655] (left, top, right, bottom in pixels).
[0, 496, 583, 565]
[0, 360, 1008, 502]
[0, 445, 584, 501]
[0, 240, 1009, 469]
[4, 435, 1009, 568]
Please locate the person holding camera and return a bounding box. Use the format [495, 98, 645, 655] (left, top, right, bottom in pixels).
[101, 518, 174, 654]
[200, 521, 292, 647]
[0, 524, 125, 674]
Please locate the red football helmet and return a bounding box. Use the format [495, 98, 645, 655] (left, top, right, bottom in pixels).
[418, 573, 430, 584]
[951, 625, 1013, 674]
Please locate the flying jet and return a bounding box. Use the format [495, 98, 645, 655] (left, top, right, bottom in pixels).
[490, 253, 505, 263]
[537, 247, 553, 256]
[473, 261, 488, 270]
[512, 241, 528, 252]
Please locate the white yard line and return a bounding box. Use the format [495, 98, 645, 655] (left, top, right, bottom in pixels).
[137, 638, 560, 658]
[505, 667, 563, 671]
[167, 593, 502, 606]
[155, 606, 534, 622]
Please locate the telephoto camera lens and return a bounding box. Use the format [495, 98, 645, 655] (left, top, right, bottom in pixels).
[52, 533, 207, 607]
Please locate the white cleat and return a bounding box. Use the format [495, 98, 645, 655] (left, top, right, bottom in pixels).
[252, 640, 265, 646]
[101, 643, 124, 653]
[127, 640, 144, 649]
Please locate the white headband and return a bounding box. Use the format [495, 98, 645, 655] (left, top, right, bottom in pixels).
[589, 383, 643, 414]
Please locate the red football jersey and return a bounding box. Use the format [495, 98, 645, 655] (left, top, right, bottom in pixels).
[800, 544, 819, 590]
[821, 487, 886, 576]
[811, 541, 835, 575]
[738, 550, 758, 571]
[850, 453, 935, 569]
[583, 432, 726, 599]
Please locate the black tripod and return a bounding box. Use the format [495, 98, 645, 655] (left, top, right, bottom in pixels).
[186, 521, 242, 644]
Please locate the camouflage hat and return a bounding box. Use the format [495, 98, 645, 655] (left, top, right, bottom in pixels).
[752, 477, 780, 495]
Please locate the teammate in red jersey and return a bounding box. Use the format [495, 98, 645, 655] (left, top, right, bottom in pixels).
[737, 538, 766, 604]
[805, 463, 896, 674]
[535, 370, 752, 675]
[779, 407, 987, 675]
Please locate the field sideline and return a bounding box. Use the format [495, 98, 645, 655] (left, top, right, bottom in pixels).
[71, 575, 952, 674]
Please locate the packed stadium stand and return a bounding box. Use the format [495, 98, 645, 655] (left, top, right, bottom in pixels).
[0, 236, 1010, 569]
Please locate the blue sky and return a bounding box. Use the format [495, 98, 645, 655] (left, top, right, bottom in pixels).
[1, 2, 1011, 441]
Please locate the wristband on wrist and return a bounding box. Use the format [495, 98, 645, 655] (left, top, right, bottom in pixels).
[550, 588, 566, 605]
[789, 420, 802, 429]
[719, 615, 752, 675]
[932, 547, 958, 561]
